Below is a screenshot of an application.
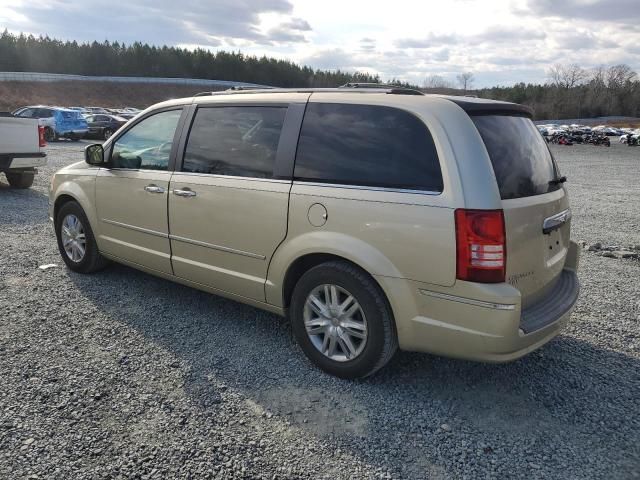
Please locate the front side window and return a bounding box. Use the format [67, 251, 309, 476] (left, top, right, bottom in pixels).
[294, 103, 443, 192]
[111, 109, 182, 170]
[182, 107, 286, 178]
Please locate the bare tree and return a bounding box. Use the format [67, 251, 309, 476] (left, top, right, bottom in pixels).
[456, 72, 475, 91]
[547, 64, 588, 89]
[604, 64, 637, 115]
[423, 74, 453, 89]
[605, 64, 637, 89]
[546, 64, 588, 118]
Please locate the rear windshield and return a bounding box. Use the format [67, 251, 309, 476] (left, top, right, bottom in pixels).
[59, 111, 83, 121]
[472, 115, 560, 200]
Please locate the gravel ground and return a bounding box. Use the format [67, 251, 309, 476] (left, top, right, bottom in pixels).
[1, 140, 638, 479]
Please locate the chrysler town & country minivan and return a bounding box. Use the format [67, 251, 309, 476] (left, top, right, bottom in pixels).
[49, 86, 580, 378]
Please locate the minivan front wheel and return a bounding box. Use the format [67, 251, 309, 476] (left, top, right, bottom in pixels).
[290, 261, 397, 379]
[55, 201, 108, 273]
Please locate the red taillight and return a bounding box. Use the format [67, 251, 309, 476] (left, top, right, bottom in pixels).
[455, 209, 506, 283]
[38, 125, 46, 148]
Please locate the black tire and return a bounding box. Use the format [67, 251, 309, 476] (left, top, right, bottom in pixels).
[5, 171, 35, 189]
[103, 128, 113, 140]
[55, 201, 108, 273]
[290, 261, 398, 379]
[44, 127, 56, 142]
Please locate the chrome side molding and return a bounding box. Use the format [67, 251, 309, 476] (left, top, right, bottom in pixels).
[419, 289, 516, 311]
[101, 218, 168, 238]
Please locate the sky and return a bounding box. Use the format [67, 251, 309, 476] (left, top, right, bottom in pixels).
[1, 0, 639, 87]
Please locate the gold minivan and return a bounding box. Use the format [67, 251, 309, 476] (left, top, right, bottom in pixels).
[49, 86, 580, 378]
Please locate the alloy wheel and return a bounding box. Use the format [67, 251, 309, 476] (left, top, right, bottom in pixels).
[303, 284, 368, 362]
[61, 214, 87, 262]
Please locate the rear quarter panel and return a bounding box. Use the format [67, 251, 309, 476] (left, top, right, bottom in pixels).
[266, 187, 457, 307]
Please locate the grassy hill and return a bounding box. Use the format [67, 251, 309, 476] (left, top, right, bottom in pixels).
[0, 80, 227, 111]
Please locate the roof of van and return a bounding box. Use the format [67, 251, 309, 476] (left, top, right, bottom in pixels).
[190, 87, 534, 117]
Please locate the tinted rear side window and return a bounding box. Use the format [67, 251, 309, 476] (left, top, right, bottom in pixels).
[294, 103, 443, 192]
[472, 115, 560, 200]
[183, 107, 286, 178]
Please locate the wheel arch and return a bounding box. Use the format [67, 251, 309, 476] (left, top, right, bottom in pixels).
[52, 180, 99, 236]
[267, 231, 403, 310]
[53, 194, 78, 221]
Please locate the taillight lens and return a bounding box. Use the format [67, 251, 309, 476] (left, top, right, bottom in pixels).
[455, 209, 506, 283]
[38, 125, 46, 148]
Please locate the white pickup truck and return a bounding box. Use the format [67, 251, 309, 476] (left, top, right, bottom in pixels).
[0, 113, 47, 188]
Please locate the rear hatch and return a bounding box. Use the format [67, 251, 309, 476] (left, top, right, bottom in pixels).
[56, 110, 88, 132]
[472, 114, 570, 307]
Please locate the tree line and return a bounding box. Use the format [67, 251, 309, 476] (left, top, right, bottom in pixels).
[0, 31, 382, 88]
[424, 65, 640, 120]
[478, 64, 639, 120]
[1, 31, 638, 120]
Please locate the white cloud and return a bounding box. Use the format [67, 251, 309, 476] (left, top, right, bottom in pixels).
[2, 0, 639, 87]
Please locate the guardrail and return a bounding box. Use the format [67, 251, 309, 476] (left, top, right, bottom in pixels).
[0, 71, 268, 88]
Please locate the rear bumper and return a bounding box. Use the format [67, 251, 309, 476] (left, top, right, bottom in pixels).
[0, 152, 47, 171]
[376, 240, 580, 363]
[59, 129, 88, 137]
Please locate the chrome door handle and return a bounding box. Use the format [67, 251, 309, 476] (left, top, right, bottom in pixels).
[144, 184, 165, 194]
[173, 188, 196, 197]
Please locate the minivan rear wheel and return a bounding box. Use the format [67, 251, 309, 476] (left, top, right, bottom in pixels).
[290, 261, 397, 379]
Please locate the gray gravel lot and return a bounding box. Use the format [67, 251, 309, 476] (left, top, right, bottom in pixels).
[1, 140, 638, 479]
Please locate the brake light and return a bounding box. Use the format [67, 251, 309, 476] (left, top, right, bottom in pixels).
[455, 209, 506, 283]
[38, 125, 46, 148]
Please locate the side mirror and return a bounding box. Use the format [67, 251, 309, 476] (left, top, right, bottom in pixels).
[85, 144, 105, 166]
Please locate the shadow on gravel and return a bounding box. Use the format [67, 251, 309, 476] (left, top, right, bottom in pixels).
[0, 184, 49, 225]
[70, 262, 640, 477]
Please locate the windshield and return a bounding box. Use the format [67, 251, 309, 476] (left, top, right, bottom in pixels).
[472, 115, 560, 200]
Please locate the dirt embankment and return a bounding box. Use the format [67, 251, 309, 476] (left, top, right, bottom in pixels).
[0, 81, 225, 111]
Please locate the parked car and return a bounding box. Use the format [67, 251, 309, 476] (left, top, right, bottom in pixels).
[83, 107, 110, 115]
[0, 112, 47, 188]
[116, 113, 138, 120]
[49, 88, 580, 379]
[13, 106, 88, 141]
[85, 114, 127, 140]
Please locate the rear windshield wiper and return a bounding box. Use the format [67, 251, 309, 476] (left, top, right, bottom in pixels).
[549, 175, 567, 185]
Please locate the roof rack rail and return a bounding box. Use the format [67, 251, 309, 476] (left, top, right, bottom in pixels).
[226, 85, 275, 91]
[339, 82, 424, 96]
[340, 82, 391, 89]
[194, 85, 274, 97]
